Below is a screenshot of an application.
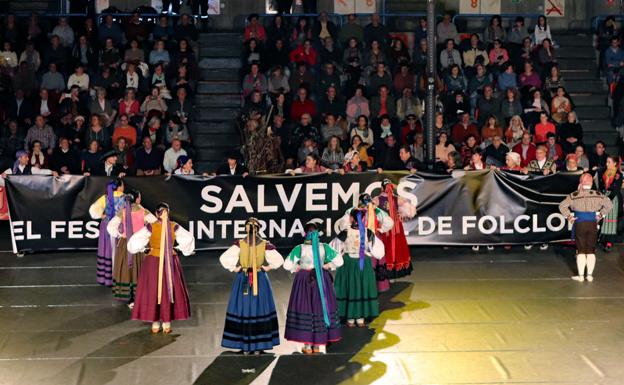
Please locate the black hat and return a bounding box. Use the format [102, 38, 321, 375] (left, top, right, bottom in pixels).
[358, 193, 372, 207]
[100, 149, 118, 161]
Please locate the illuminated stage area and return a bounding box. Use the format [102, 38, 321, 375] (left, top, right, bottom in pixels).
[2, 245, 624, 385]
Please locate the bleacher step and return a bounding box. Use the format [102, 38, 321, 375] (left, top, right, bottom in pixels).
[194, 132, 241, 147]
[556, 34, 593, 47]
[198, 33, 243, 46]
[560, 70, 599, 81]
[575, 106, 610, 120]
[569, 93, 606, 106]
[194, 107, 240, 121]
[565, 80, 606, 93]
[200, 69, 240, 82]
[198, 58, 242, 70]
[200, 46, 242, 58]
[557, 47, 596, 59]
[196, 94, 242, 108]
[197, 81, 241, 94]
[580, 119, 613, 133]
[557, 58, 596, 70]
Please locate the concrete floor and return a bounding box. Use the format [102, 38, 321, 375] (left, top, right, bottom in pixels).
[1, 245, 624, 385]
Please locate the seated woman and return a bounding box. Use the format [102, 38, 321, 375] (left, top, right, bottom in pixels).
[149, 39, 171, 67]
[140, 87, 168, 120]
[504, 115, 527, 148]
[550, 86, 572, 124]
[112, 115, 138, 148]
[434, 150, 462, 174]
[321, 136, 344, 170]
[464, 148, 487, 170]
[523, 89, 549, 128]
[501, 151, 523, 172]
[287, 153, 332, 175]
[558, 111, 583, 154]
[460, 134, 479, 167]
[340, 150, 369, 173]
[574, 144, 590, 171]
[435, 132, 456, 165]
[28, 140, 48, 169]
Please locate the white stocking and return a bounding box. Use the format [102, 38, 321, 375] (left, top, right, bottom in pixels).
[576, 254, 587, 277]
[586, 254, 596, 276]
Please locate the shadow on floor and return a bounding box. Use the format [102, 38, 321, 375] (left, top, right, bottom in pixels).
[44, 329, 179, 385]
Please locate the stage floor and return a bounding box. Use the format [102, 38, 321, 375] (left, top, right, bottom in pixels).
[2, 245, 624, 385]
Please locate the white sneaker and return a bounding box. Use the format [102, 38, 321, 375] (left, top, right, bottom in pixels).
[586, 275, 594, 282]
[571, 275, 585, 282]
[524, 245, 533, 250]
[472, 245, 480, 251]
[487, 245, 494, 251]
[539, 244, 549, 251]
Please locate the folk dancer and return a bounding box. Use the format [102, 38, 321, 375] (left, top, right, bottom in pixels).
[283, 219, 343, 354]
[89, 178, 125, 286]
[331, 208, 385, 328]
[219, 218, 284, 354]
[373, 179, 416, 279]
[559, 173, 613, 282]
[127, 203, 194, 334]
[107, 190, 156, 307]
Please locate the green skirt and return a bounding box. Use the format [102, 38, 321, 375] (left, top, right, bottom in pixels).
[601, 196, 619, 242]
[334, 255, 379, 320]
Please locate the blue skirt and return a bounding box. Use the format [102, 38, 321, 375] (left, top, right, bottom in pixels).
[221, 271, 280, 352]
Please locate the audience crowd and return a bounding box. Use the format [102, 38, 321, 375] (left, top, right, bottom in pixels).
[237, 12, 614, 177]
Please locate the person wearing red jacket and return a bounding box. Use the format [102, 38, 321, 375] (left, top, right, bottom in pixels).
[244, 14, 267, 43]
[289, 39, 318, 67]
[290, 87, 317, 122]
[450, 112, 480, 145]
[533, 112, 556, 144]
[512, 132, 537, 167]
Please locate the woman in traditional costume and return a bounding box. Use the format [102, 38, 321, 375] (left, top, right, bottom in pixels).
[331, 209, 385, 328]
[340, 193, 393, 292]
[597, 155, 623, 251]
[283, 220, 343, 354]
[127, 202, 194, 334]
[373, 179, 416, 280]
[107, 190, 156, 307]
[89, 178, 126, 287]
[219, 217, 284, 354]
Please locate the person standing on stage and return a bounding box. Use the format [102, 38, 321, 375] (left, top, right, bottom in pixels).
[559, 173, 613, 282]
[331, 209, 385, 328]
[89, 178, 126, 287]
[107, 190, 156, 307]
[597, 155, 622, 251]
[219, 218, 284, 355]
[127, 203, 194, 334]
[283, 220, 343, 355]
[373, 179, 417, 280]
[340, 193, 394, 292]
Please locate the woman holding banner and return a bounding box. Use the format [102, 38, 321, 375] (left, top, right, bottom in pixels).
[219, 218, 284, 355]
[127, 203, 194, 334]
[106, 190, 156, 307]
[283, 220, 342, 355]
[89, 178, 126, 287]
[559, 173, 612, 282]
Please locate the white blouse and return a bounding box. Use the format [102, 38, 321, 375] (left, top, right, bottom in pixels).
[127, 223, 195, 256]
[219, 242, 284, 272]
[330, 228, 385, 260]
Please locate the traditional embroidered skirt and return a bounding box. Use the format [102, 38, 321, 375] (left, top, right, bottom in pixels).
[131, 254, 191, 323]
[96, 219, 114, 287]
[221, 271, 280, 352]
[112, 237, 144, 302]
[379, 221, 413, 280]
[334, 256, 379, 320]
[284, 269, 341, 346]
[600, 196, 619, 243]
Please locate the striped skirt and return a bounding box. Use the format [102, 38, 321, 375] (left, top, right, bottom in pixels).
[221, 271, 280, 352]
[96, 219, 114, 287]
[601, 196, 619, 243]
[284, 269, 341, 346]
[334, 256, 379, 320]
[112, 237, 144, 302]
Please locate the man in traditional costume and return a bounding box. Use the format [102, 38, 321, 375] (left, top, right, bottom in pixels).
[219, 217, 284, 354]
[559, 173, 613, 282]
[283, 219, 343, 354]
[89, 178, 125, 286]
[331, 209, 385, 328]
[107, 190, 156, 307]
[373, 179, 416, 279]
[127, 203, 194, 334]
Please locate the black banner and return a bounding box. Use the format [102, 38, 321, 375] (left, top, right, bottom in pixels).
[5, 171, 580, 253]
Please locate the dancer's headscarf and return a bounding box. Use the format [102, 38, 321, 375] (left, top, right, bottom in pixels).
[305, 223, 330, 327]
